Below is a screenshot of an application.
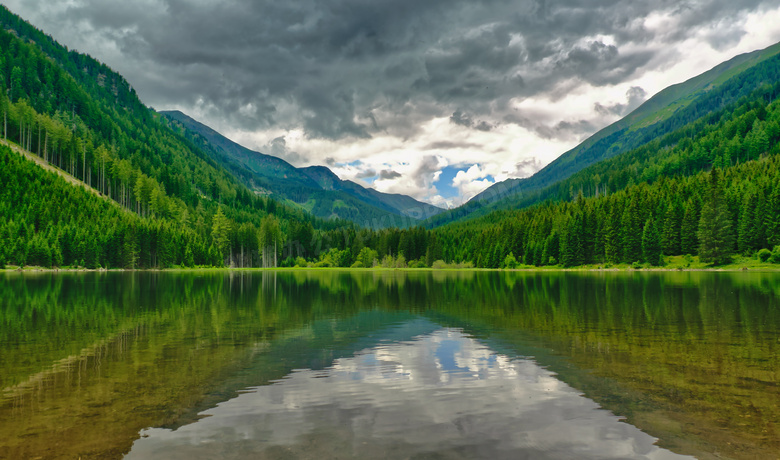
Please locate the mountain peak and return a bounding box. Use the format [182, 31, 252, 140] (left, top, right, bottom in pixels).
[161, 111, 444, 226]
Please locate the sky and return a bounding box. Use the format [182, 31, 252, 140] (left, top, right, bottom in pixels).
[126, 327, 684, 459]
[5, 0, 780, 208]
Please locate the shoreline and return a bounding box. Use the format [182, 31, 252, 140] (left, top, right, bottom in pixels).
[3, 264, 780, 273]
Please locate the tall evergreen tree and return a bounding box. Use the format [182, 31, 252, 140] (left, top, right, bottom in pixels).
[542, 232, 560, 265]
[642, 218, 663, 266]
[211, 207, 232, 265]
[767, 186, 780, 247]
[604, 203, 622, 263]
[561, 213, 584, 267]
[680, 199, 700, 255]
[698, 169, 735, 265]
[260, 214, 282, 268]
[661, 199, 683, 256]
[737, 193, 758, 254]
[621, 195, 643, 263]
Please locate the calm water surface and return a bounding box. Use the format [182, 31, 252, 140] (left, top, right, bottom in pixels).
[0, 270, 778, 459]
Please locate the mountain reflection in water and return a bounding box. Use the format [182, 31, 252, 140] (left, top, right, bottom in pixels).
[127, 322, 690, 460]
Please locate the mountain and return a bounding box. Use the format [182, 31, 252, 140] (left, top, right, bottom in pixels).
[0, 4, 354, 269]
[298, 165, 443, 220]
[427, 40, 780, 227]
[0, 4, 438, 271]
[160, 110, 443, 226]
[425, 75, 780, 267]
[2, 2, 779, 272]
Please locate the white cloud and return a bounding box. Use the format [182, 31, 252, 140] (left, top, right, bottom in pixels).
[452, 164, 496, 203]
[125, 327, 688, 459]
[5, 0, 780, 206]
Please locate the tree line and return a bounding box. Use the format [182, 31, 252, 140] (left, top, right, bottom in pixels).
[2, 4, 780, 271]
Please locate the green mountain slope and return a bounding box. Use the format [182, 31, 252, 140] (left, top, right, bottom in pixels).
[425, 86, 780, 268]
[0, 5, 361, 268]
[160, 110, 443, 226]
[299, 165, 443, 220]
[0, 5, 438, 270]
[3, 3, 778, 272]
[427, 40, 780, 227]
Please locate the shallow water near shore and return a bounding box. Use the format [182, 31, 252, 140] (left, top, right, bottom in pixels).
[1, 270, 778, 459]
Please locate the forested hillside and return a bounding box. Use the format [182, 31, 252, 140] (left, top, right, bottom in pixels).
[161, 110, 443, 226]
[319, 75, 780, 269]
[425, 96, 780, 268]
[2, 4, 779, 271]
[428, 41, 780, 227]
[433, 155, 780, 268]
[0, 5, 358, 269]
[0, 143, 198, 268]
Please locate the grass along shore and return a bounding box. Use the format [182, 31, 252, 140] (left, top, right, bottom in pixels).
[3, 254, 780, 273]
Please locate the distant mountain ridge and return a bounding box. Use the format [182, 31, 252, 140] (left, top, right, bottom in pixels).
[161, 110, 443, 227]
[427, 40, 780, 227]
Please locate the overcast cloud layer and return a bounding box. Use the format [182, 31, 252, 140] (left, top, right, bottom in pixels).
[6, 0, 780, 206]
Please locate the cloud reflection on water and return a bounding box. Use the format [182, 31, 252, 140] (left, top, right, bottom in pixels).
[126, 324, 691, 460]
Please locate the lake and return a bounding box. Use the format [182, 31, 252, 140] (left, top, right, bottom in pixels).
[1, 270, 778, 459]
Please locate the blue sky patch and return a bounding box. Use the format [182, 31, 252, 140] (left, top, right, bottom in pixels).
[435, 165, 463, 198]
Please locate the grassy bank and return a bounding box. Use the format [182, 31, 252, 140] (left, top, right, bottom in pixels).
[3, 255, 780, 273]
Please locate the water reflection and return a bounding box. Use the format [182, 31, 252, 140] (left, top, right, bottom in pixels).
[127, 324, 690, 460]
[1, 270, 778, 459]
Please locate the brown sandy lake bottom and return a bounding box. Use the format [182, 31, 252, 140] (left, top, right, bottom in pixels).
[1, 270, 778, 459]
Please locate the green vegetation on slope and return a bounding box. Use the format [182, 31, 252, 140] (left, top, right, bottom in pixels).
[0, 5, 367, 268]
[430, 142, 780, 269]
[428, 40, 780, 227]
[2, 3, 780, 272]
[161, 110, 443, 226]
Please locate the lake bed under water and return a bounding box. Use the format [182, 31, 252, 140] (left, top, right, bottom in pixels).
[1, 270, 778, 459]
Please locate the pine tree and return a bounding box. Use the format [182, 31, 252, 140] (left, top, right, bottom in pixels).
[751, 190, 768, 251]
[561, 213, 584, 267]
[13, 237, 27, 267]
[533, 241, 544, 266]
[642, 218, 663, 266]
[260, 214, 281, 268]
[698, 169, 735, 265]
[425, 234, 443, 267]
[621, 196, 643, 263]
[10, 66, 23, 101]
[524, 242, 535, 266]
[211, 207, 232, 266]
[661, 200, 683, 256]
[604, 203, 621, 263]
[183, 244, 195, 267]
[680, 199, 699, 255]
[489, 243, 502, 268]
[580, 207, 596, 264]
[767, 186, 780, 248]
[85, 237, 100, 269]
[157, 225, 175, 269]
[737, 194, 758, 254]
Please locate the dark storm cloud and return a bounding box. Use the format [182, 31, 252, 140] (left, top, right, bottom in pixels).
[355, 169, 378, 179]
[352, 166, 406, 183]
[502, 112, 596, 141]
[261, 136, 308, 165]
[450, 110, 472, 128]
[413, 156, 441, 187]
[378, 169, 402, 180]
[450, 110, 495, 131]
[594, 86, 647, 117]
[8, 0, 776, 141]
[425, 141, 484, 151]
[513, 158, 543, 177]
